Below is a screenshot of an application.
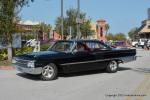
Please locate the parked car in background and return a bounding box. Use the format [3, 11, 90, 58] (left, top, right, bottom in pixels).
[106, 41, 128, 49]
[112, 41, 126, 48]
[132, 39, 146, 48]
[138, 39, 146, 48]
[132, 41, 139, 47]
[12, 40, 136, 81]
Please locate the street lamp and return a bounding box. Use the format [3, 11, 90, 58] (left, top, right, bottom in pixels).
[61, 0, 64, 40]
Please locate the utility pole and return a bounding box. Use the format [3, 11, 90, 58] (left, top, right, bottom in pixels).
[61, 0, 64, 40]
[77, 0, 81, 39]
[69, 26, 72, 39]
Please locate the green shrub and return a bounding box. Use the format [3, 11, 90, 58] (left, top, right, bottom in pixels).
[0, 44, 51, 61]
[40, 44, 50, 51]
[0, 49, 7, 61]
[13, 47, 33, 56]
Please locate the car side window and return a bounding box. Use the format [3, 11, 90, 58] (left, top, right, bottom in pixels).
[73, 42, 90, 52]
[50, 41, 73, 52]
[86, 42, 107, 51]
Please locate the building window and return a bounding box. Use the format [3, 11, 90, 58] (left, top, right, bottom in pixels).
[100, 27, 103, 37]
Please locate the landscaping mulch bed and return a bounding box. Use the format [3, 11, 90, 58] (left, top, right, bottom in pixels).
[0, 60, 15, 70]
[0, 66, 15, 70]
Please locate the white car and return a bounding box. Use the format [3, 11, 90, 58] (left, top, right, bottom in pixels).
[138, 39, 145, 48]
[132, 41, 139, 47]
[132, 39, 147, 48]
[26, 39, 36, 47]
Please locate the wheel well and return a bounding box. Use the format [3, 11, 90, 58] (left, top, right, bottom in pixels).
[50, 63, 63, 73]
[111, 59, 122, 64]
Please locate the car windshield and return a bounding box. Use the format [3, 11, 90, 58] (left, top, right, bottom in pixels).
[48, 41, 74, 52]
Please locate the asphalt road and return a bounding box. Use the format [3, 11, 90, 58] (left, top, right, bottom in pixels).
[0, 49, 150, 100]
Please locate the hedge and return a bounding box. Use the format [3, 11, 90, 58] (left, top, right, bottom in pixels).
[0, 44, 50, 61]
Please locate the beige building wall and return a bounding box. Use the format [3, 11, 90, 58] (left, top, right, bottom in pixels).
[91, 23, 97, 39]
[90, 19, 107, 42]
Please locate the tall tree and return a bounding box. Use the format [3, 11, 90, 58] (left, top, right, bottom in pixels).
[55, 8, 94, 39]
[106, 33, 126, 41]
[105, 24, 110, 37]
[39, 23, 52, 33]
[106, 33, 114, 41]
[114, 33, 126, 41]
[33, 22, 52, 40]
[0, 0, 34, 62]
[128, 27, 139, 40]
[81, 19, 95, 38]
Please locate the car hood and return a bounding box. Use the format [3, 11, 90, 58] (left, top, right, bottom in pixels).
[29, 51, 59, 56]
[15, 51, 64, 60]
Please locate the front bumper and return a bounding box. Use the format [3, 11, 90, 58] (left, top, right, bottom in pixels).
[13, 65, 42, 75]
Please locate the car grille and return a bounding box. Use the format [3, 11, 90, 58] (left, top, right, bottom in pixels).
[15, 59, 29, 68]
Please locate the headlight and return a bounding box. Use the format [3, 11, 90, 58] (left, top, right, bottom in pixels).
[27, 61, 35, 68]
[12, 58, 17, 64]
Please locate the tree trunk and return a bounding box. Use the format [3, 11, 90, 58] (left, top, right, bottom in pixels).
[7, 43, 12, 62]
[106, 31, 108, 37]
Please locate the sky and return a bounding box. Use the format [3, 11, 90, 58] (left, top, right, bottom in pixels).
[20, 0, 150, 35]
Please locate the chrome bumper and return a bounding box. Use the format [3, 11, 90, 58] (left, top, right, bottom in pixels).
[13, 65, 42, 75]
[119, 56, 136, 63]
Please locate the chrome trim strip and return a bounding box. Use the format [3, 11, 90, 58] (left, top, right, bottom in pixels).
[13, 57, 31, 62]
[60, 59, 111, 66]
[60, 56, 136, 66]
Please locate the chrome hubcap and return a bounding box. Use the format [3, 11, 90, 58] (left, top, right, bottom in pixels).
[110, 61, 117, 71]
[42, 65, 54, 78]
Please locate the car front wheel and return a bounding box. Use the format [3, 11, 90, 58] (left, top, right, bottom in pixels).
[106, 61, 118, 73]
[40, 63, 58, 81]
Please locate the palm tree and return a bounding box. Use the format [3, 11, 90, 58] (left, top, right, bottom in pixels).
[105, 24, 110, 37]
[55, 8, 94, 39]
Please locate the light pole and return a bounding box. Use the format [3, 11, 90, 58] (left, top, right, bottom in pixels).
[77, 0, 81, 39]
[61, 0, 64, 40]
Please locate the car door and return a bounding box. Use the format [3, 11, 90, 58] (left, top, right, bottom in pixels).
[85, 41, 111, 69]
[60, 42, 95, 73]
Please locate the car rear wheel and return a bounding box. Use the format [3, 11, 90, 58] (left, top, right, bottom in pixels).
[106, 61, 118, 73]
[40, 63, 58, 81]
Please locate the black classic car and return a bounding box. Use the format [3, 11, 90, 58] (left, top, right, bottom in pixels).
[12, 40, 136, 80]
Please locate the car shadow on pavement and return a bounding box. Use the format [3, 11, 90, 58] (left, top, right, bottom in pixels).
[136, 55, 143, 58]
[132, 68, 150, 74]
[118, 67, 132, 71]
[59, 67, 132, 78]
[59, 69, 106, 78]
[16, 67, 132, 80]
[16, 73, 41, 81]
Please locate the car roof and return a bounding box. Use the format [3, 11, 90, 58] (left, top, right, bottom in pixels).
[57, 39, 102, 43]
[55, 39, 112, 49]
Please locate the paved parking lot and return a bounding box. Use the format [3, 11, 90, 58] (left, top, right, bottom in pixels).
[0, 49, 150, 100]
